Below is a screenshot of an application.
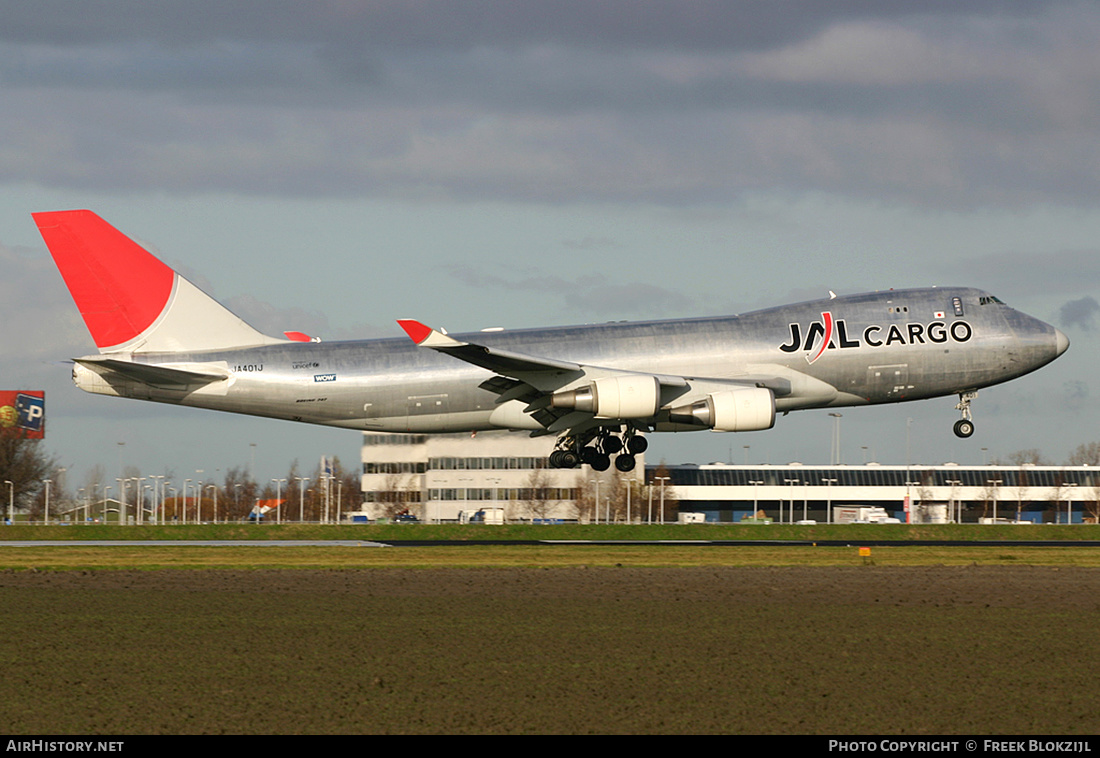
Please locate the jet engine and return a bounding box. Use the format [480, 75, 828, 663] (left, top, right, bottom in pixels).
[551, 375, 661, 419]
[667, 387, 775, 431]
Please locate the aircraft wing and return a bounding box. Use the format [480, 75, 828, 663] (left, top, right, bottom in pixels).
[397, 319, 739, 435]
[396, 319, 584, 386]
[397, 319, 689, 392]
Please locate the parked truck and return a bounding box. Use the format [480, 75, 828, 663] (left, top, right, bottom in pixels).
[459, 508, 505, 525]
[833, 506, 901, 524]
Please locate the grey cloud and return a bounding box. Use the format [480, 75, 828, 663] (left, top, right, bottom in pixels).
[225, 294, 390, 342]
[942, 250, 1100, 299]
[443, 262, 695, 319]
[562, 237, 619, 251]
[1, 2, 1097, 208]
[0, 242, 87, 358]
[1062, 380, 1089, 413]
[1059, 296, 1100, 331]
[2, 2, 1037, 51]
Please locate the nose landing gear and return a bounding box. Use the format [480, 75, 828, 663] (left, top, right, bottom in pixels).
[953, 392, 977, 438]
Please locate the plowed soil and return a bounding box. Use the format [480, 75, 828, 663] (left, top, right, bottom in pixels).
[1, 566, 1098, 735]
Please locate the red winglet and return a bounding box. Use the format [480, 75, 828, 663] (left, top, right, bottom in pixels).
[396, 319, 433, 345]
[33, 210, 175, 350]
[283, 331, 313, 342]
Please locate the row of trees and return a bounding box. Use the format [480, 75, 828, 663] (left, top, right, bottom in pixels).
[0, 429, 360, 522]
[11, 428, 1100, 524]
[906, 441, 1100, 522]
[993, 442, 1100, 466]
[2, 427, 677, 523]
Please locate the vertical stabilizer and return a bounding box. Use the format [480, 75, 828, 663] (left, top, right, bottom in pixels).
[34, 210, 285, 354]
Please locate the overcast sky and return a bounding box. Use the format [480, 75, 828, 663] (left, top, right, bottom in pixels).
[3, 1, 1099, 491]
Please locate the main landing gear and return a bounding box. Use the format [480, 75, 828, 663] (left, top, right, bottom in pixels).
[953, 391, 977, 438]
[548, 428, 648, 472]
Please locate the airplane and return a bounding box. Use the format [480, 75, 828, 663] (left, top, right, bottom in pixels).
[34, 209, 1069, 473]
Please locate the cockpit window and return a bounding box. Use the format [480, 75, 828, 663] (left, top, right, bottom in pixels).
[979, 295, 1005, 305]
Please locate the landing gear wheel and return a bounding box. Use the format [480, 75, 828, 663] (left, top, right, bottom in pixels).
[550, 450, 580, 469]
[600, 435, 623, 454]
[589, 453, 611, 472]
[626, 435, 648, 454]
[581, 446, 602, 466]
[953, 419, 974, 438]
[614, 454, 636, 473]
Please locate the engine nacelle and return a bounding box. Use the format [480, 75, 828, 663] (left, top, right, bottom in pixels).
[667, 387, 775, 431]
[551, 375, 660, 419]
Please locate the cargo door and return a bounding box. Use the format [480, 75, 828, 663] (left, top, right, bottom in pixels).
[866, 364, 910, 400]
[405, 393, 449, 431]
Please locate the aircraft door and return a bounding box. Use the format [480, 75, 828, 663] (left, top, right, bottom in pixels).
[866, 364, 911, 400]
[405, 393, 450, 431]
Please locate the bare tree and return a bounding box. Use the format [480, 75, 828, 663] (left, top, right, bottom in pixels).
[1046, 471, 1072, 524]
[514, 468, 557, 522]
[572, 475, 597, 523]
[1068, 442, 1100, 466]
[597, 474, 646, 523]
[81, 464, 107, 503]
[1009, 465, 1031, 522]
[975, 481, 996, 521]
[914, 469, 936, 522]
[1085, 480, 1100, 525]
[373, 473, 422, 519]
[0, 429, 57, 518]
[996, 449, 1049, 466]
[650, 463, 679, 523]
[222, 466, 258, 521]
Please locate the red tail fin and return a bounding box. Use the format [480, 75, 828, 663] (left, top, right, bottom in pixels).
[33, 210, 174, 350]
[35, 210, 283, 354]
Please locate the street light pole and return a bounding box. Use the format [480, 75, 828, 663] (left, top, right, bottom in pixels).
[828, 413, 842, 465]
[749, 480, 763, 522]
[987, 479, 1002, 521]
[784, 478, 800, 525]
[271, 479, 286, 524]
[822, 478, 838, 524]
[117, 477, 127, 525]
[296, 477, 310, 522]
[946, 479, 962, 523]
[589, 478, 600, 525]
[655, 477, 669, 524]
[135, 476, 145, 524]
[151, 475, 165, 524]
[622, 478, 631, 524]
[184, 479, 192, 525]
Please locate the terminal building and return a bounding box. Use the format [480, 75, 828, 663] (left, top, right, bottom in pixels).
[360, 431, 1099, 524]
[655, 462, 1100, 524]
[360, 431, 644, 522]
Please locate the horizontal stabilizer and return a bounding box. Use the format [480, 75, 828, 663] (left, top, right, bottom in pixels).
[74, 358, 228, 388]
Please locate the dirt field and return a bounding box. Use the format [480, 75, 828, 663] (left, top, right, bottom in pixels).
[2, 565, 1098, 735]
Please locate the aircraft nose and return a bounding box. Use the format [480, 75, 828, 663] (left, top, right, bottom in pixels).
[1055, 328, 1070, 357]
